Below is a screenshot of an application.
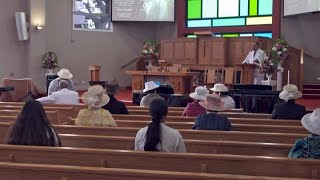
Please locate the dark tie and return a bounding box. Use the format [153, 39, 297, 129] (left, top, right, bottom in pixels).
[253, 51, 256, 57]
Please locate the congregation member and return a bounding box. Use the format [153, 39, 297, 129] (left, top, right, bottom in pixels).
[48, 68, 75, 95]
[182, 86, 208, 117]
[37, 80, 79, 104]
[75, 85, 117, 127]
[6, 100, 61, 146]
[140, 81, 164, 107]
[192, 94, 231, 131]
[272, 84, 306, 120]
[242, 41, 266, 84]
[288, 108, 320, 158]
[210, 83, 236, 109]
[135, 99, 186, 152]
[102, 83, 128, 114]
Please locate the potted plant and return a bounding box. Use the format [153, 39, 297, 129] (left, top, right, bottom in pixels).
[141, 40, 159, 70]
[42, 51, 59, 74]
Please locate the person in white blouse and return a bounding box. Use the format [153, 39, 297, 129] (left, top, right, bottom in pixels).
[37, 80, 79, 105]
[242, 41, 266, 85]
[211, 83, 236, 109]
[135, 98, 186, 152]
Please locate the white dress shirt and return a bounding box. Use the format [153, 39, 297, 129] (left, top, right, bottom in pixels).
[242, 48, 266, 84]
[37, 88, 79, 105]
[48, 78, 75, 95]
[135, 123, 186, 153]
[221, 95, 236, 109]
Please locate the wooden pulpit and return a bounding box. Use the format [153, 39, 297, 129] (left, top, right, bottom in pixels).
[239, 64, 257, 84]
[89, 65, 101, 81]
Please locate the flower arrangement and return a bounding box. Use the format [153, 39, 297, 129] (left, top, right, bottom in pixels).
[270, 38, 289, 66]
[141, 40, 159, 61]
[42, 51, 59, 70]
[259, 57, 277, 75]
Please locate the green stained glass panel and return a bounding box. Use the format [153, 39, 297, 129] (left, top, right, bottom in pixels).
[249, 0, 258, 16]
[188, 0, 201, 19]
[223, 34, 239, 37]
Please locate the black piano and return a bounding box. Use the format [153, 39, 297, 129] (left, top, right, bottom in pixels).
[229, 84, 281, 114]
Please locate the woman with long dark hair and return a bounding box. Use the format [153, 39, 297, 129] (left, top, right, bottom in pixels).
[135, 99, 186, 152]
[6, 100, 61, 146]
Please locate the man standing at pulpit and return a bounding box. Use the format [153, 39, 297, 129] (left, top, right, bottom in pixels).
[242, 41, 266, 84]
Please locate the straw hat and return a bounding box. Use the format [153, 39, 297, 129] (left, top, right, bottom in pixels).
[82, 85, 110, 108]
[279, 84, 302, 101]
[301, 108, 320, 135]
[189, 86, 209, 101]
[57, 68, 73, 79]
[210, 83, 228, 92]
[143, 81, 160, 93]
[199, 94, 228, 112]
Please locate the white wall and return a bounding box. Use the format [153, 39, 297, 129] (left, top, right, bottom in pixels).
[0, 1, 28, 81]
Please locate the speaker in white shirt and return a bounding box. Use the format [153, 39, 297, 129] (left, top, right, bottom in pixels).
[15, 12, 28, 41]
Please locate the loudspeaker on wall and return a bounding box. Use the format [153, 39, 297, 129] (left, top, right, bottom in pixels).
[15, 12, 28, 41]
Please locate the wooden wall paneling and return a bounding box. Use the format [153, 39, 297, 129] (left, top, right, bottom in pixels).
[210, 38, 227, 65]
[227, 38, 244, 65]
[161, 40, 175, 60]
[172, 38, 197, 64]
[198, 38, 212, 65]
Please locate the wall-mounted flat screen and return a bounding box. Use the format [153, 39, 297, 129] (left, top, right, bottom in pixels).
[284, 0, 320, 16]
[112, 0, 175, 22]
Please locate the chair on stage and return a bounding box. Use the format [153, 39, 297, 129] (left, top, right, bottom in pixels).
[0, 78, 44, 102]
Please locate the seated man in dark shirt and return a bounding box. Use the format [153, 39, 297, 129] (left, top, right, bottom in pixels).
[192, 94, 231, 131]
[272, 84, 306, 120]
[102, 83, 129, 114]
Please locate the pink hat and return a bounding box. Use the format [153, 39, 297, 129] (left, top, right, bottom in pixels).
[199, 94, 228, 112]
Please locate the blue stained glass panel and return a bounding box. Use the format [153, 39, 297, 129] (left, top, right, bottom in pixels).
[240, 0, 249, 16]
[254, 32, 272, 38]
[212, 18, 245, 27]
[187, 20, 211, 27]
[259, 0, 273, 15]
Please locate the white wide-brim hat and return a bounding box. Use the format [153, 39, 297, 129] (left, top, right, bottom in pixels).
[57, 68, 73, 79]
[210, 83, 228, 92]
[199, 94, 229, 112]
[143, 81, 160, 93]
[279, 84, 302, 101]
[189, 86, 209, 101]
[301, 108, 320, 135]
[82, 85, 110, 107]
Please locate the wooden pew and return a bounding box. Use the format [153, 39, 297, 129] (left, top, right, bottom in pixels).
[0, 106, 73, 122]
[127, 110, 271, 118]
[113, 120, 307, 134]
[127, 106, 244, 113]
[0, 110, 66, 124]
[113, 115, 301, 126]
[0, 122, 307, 144]
[0, 162, 306, 180]
[69, 119, 307, 134]
[57, 134, 292, 157]
[0, 145, 317, 179]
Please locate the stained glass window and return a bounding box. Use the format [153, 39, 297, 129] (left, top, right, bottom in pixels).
[187, 0, 273, 28]
[188, 32, 272, 38]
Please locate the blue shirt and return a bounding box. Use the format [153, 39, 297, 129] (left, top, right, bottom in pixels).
[192, 113, 231, 131]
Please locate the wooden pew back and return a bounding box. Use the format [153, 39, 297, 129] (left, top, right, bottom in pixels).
[0, 145, 317, 179]
[0, 110, 62, 124]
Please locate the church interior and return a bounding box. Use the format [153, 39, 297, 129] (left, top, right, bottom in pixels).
[0, 0, 320, 179]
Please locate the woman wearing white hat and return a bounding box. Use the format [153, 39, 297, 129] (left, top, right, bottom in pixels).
[288, 108, 320, 158]
[140, 81, 164, 107]
[210, 83, 235, 109]
[48, 68, 75, 95]
[182, 86, 208, 117]
[75, 85, 117, 127]
[271, 84, 306, 120]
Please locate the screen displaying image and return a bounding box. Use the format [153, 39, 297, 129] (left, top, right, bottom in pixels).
[284, 0, 320, 16]
[112, 0, 175, 22]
